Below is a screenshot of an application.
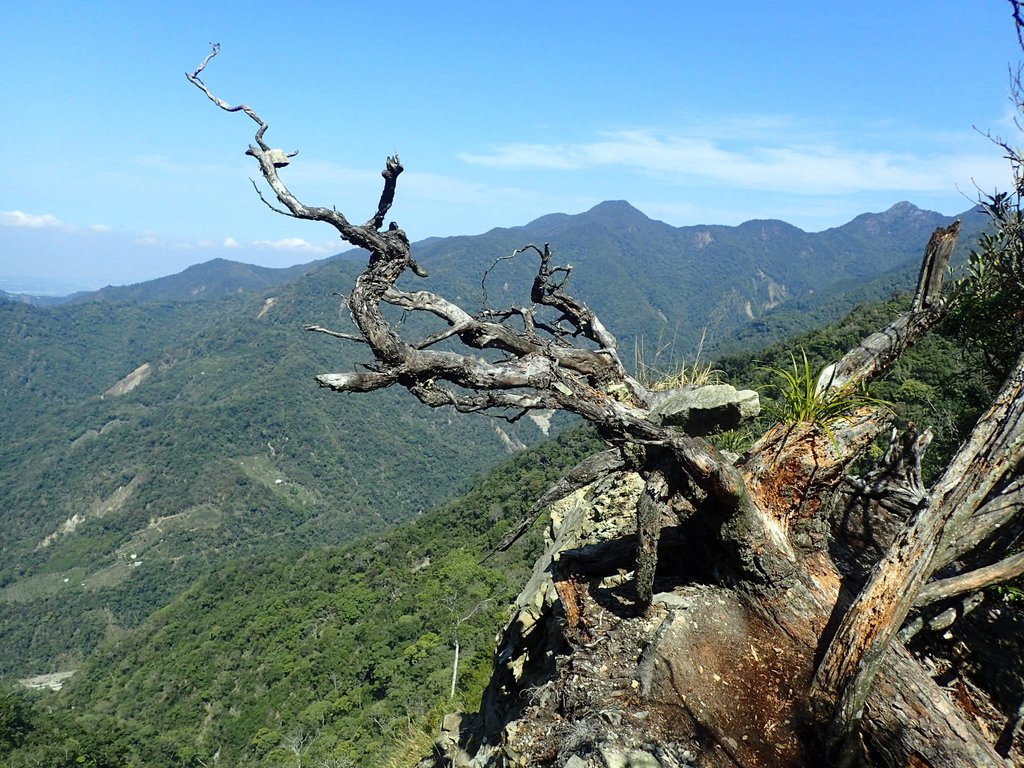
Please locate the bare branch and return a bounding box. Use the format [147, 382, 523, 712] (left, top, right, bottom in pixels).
[829, 221, 961, 391]
[304, 324, 368, 344]
[250, 178, 296, 217]
[187, 45, 396, 256]
[481, 247, 532, 309]
[316, 370, 398, 393]
[1013, 0, 1024, 51]
[365, 154, 404, 232]
[187, 43, 272, 150]
[916, 550, 1024, 607]
[936, 475, 1024, 567]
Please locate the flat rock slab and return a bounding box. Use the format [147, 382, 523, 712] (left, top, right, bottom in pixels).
[649, 385, 759, 435]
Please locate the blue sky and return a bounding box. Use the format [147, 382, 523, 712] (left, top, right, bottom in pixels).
[1, 1, 1019, 292]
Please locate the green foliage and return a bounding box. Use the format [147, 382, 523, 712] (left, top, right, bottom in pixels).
[948, 192, 1024, 376]
[994, 582, 1024, 603]
[710, 428, 755, 454]
[720, 298, 998, 481]
[0, 274, 555, 676]
[0, 690, 33, 752]
[759, 349, 892, 431]
[0, 427, 603, 768]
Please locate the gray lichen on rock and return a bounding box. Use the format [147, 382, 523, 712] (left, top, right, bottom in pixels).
[648, 384, 759, 435]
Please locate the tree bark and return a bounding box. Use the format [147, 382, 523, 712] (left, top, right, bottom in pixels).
[812, 350, 1024, 762]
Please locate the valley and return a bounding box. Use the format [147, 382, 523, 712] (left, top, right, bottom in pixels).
[0, 199, 997, 766]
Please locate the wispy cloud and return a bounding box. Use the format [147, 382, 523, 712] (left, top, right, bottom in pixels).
[1, 210, 116, 235]
[459, 125, 1006, 196]
[251, 237, 335, 253]
[222, 237, 242, 248]
[402, 171, 536, 205]
[1, 210, 64, 228]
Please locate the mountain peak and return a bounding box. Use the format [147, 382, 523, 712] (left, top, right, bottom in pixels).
[884, 201, 923, 216]
[520, 201, 652, 237]
[583, 200, 650, 221]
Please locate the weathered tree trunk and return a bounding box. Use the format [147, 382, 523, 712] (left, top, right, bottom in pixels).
[190, 49, 1024, 766]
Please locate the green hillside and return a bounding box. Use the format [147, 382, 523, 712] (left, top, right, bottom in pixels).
[60, 256, 341, 305]
[1, 287, 1006, 768]
[0, 199, 987, 679]
[2, 427, 603, 767]
[0, 267, 552, 677]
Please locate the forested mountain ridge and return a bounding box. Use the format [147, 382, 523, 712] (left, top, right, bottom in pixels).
[0, 200, 985, 680]
[0, 273, 552, 677]
[61, 257, 339, 305]
[3, 286, 1008, 768]
[10, 200, 982, 352]
[399, 200, 983, 357]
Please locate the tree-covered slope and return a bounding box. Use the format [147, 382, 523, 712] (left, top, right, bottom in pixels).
[0, 199, 987, 679]
[2, 428, 602, 768]
[0, 264, 554, 677]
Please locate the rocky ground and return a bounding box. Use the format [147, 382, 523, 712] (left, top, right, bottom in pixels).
[419, 468, 1024, 768]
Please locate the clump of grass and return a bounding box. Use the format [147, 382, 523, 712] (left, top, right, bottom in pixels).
[711, 428, 754, 454]
[635, 327, 723, 390]
[760, 349, 892, 438]
[379, 697, 457, 768]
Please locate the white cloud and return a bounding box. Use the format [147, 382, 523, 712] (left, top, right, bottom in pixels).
[0, 210, 64, 228]
[459, 125, 1007, 197]
[222, 237, 242, 248]
[89, 224, 112, 233]
[251, 237, 334, 253]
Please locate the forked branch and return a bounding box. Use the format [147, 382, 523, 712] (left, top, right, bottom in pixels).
[187, 48, 765, 606]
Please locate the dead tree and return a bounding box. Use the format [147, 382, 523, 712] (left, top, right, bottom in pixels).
[190, 46, 1024, 767]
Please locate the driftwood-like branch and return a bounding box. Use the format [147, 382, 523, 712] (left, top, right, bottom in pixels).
[304, 324, 368, 344]
[829, 221, 960, 391]
[634, 454, 673, 606]
[188, 45, 411, 259]
[862, 643, 1006, 767]
[916, 550, 1024, 607]
[187, 44, 271, 150]
[935, 474, 1024, 568]
[813, 348, 1024, 762]
[898, 592, 986, 643]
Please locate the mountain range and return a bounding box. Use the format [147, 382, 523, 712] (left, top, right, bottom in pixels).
[0, 199, 986, 679]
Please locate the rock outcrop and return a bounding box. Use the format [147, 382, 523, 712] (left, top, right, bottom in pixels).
[419, 460, 1024, 768]
[421, 468, 801, 768]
